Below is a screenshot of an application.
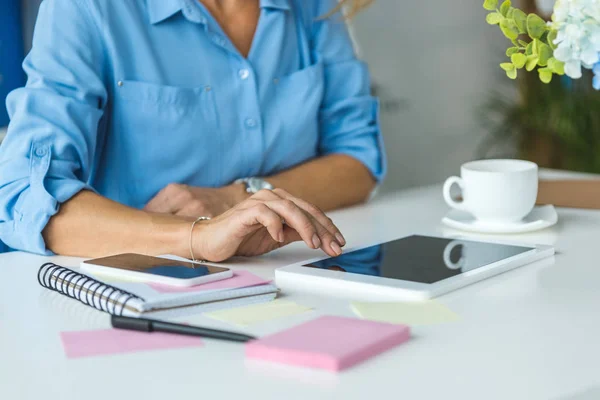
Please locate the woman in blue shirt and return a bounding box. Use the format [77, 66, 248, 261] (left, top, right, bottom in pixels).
[0, 0, 385, 261]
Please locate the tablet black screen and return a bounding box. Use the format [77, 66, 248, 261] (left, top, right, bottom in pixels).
[303, 235, 533, 284]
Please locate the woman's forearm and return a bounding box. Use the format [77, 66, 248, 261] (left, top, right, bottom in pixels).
[43, 190, 191, 257]
[537, 180, 600, 209]
[265, 154, 377, 211]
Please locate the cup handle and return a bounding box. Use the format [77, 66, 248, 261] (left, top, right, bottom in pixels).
[443, 240, 465, 270]
[443, 176, 466, 210]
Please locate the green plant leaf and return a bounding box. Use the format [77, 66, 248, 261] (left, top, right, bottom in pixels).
[511, 53, 527, 68]
[500, 62, 515, 72]
[532, 39, 540, 54]
[511, 39, 520, 47]
[500, 19, 519, 40]
[526, 55, 539, 71]
[538, 68, 553, 83]
[507, 68, 518, 79]
[555, 61, 565, 75]
[507, 8, 515, 18]
[513, 9, 527, 33]
[500, 0, 511, 16]
[518, 39, 529, 47]
[538, 42, 552, 66]
[483, 0, 498, 11]
[506, 47, 520, 56]
[548, 58, 565, 75]
[527, 13, 546, 39]
[486, 12, 503, 25]
[526, 41, 534, 55]
[547, 29, 558, 50]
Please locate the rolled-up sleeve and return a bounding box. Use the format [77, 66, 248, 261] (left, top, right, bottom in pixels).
[0, 0, 106, 254]
[311, 0, 386, 182]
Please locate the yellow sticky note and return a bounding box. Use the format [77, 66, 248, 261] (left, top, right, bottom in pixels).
[205, 299, 312, 327]
[351, 301, 459, 326]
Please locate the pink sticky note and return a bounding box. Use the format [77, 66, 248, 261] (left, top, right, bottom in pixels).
[245, 316, 410, 371]
[149, 270, 271, 293]
[60, 329, 203, 359]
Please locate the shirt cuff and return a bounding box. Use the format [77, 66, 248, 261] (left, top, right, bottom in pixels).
[320, 100, 387, 183]
[6, 141, 91, 255]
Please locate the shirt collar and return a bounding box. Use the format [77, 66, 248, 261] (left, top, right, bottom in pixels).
[147, 0, 290, 25]
[147, 0, 184, 24]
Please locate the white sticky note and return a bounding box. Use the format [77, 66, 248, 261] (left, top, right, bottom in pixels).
[205, 299, 312, 326]
[89, 273, 142, 284]
[351, 301, 459, 326]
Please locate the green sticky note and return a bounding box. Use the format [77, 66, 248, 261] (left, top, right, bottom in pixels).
[351, 301, 459, 326]
[205, 299, 312, 327]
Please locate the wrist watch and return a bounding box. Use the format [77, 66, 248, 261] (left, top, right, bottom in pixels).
[234, 177, 274, 194]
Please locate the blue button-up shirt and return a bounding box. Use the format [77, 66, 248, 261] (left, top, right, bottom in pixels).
[0, 0, 385, 254]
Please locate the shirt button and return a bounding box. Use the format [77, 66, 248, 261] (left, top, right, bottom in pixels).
[213, 35, 226, 46]
[238, 69, 250, 80]
[245, 118, 257, 128]
[35, 147, 47, 157]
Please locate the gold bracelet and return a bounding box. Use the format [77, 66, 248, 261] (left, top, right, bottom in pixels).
[190, 216, 211, 262]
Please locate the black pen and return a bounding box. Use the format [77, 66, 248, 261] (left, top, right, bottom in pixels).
[111, 315, 256, 343]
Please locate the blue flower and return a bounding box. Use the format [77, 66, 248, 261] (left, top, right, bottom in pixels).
[551, 0, 600, 79]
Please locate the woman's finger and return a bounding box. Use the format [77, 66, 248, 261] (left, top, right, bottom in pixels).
[299, 212, 341, 257]
[243, 203, 285, 243]
[264, 199, 340, 257]
[233, 189, 280, 212]
[272, 188, 346, 246]
[248, 189, 282, 202]
[263, 199, 319, 250]
[281, 225, 302, 245]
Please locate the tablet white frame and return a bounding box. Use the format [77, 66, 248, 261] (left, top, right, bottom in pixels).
[275, 235, 555, 301]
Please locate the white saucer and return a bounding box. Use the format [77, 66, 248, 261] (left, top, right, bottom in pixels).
[442, 205, 558, 234]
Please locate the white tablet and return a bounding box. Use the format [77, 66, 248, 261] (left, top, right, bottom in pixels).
[276, 235, 554, 300]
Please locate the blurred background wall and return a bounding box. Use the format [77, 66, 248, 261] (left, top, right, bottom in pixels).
[351, 0, 509, 192]
[1, 1, 520, 192]
[21, 0, 43, 53]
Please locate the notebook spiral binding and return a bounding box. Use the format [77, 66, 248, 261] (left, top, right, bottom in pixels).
[38, 263, 145, 316]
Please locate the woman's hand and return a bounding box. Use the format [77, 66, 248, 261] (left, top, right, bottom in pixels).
[192, 189, 346, 262]
[144, 183, 249, 218]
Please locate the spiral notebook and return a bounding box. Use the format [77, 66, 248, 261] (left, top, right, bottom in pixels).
[38, 261, 278, 317]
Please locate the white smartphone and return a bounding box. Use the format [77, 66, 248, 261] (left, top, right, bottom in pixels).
[80, 253, 232, 287]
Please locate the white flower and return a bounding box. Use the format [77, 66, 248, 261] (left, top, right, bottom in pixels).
[551, 0, 600, 78]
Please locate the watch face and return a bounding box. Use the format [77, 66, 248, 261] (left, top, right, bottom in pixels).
[248, 178, 273, 193]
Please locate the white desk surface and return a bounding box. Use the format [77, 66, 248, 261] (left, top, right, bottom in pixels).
[2, 175, 600, 400]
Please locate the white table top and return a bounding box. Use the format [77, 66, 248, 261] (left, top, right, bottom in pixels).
[2, 180, 600, 400]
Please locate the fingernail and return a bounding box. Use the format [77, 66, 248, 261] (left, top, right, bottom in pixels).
[312, 234, 321, 249]
[278, 231, 285, 243]
[335, 233, 346, 246]
[330, 241, 342, 256]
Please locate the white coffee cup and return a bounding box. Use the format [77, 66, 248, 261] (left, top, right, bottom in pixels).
[443, 159, 538, 223]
